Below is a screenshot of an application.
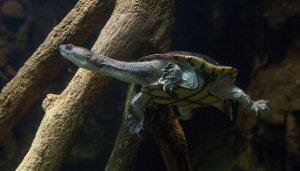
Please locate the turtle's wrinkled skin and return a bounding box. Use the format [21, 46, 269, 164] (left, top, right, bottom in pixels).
[59, 44, 269, 135]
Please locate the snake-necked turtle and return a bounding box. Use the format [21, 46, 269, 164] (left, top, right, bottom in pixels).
[59, 44, 269, 134]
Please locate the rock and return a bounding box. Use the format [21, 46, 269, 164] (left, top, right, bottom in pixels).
[1, 1, 25, 19]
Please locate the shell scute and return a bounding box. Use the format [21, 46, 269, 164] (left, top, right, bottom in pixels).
[141, 51, 238, 81]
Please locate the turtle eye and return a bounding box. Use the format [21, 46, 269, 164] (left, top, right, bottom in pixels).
[65, 44, 73, 51]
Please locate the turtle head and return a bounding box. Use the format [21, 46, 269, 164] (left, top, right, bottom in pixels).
[59, 44, 97, 69]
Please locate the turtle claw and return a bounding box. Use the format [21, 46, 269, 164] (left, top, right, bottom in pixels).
[162, 84, 175, 92]
[127, 115, 144, 136]
[251, 99, 269, 115]
[162, 84, 167, 92]
[159, 62, 182, 92]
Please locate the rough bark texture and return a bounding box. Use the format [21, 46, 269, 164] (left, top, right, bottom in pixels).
[16, 0, 175, 170]
[147, 106, 191, 171]
[0, 0, 113, 142]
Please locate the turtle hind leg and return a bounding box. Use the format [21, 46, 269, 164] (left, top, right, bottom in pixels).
[127, 92, 149, 135]
[228, 87, 269, 114]
[251, 99, 269, 115]
[211, 76, 269, 114]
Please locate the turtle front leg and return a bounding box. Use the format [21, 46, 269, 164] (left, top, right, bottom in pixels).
[127, 92, 150, 135]
[159, 62, 182, 92]
[211, 76, 269, 114]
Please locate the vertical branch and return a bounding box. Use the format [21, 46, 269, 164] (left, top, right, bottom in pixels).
[147, 106, 191, 171]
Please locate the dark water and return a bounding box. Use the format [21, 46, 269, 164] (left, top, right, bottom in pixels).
[0, 0, 299, 171]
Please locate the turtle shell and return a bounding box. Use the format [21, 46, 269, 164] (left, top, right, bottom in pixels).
[139, 51, 238, 107]
[140, 51, 238, 81]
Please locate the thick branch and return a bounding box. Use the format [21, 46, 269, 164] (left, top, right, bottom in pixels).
[17, 0, 175, 170]
[0, 0, 113, 142]
[147, 106, 191, 171]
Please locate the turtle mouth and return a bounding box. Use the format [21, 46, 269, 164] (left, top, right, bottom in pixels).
[59, 44, 88, 66]
[75, 55, 88, 65]
[59, 44, 72, 56]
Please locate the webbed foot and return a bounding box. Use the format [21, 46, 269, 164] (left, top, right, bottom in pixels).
[211, 77, 270, 115]
[127, 115, 144, 136]
[159, 62, 182, 92]
[127, 92, 149, 136]
[251, 99, 269, 115]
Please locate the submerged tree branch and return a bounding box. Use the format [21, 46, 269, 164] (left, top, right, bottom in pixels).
[0, 0, 114, 142]
[147, 106, 191, 171]
[17, 0, 175, 170]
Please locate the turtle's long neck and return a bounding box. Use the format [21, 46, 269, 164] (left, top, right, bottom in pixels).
[88, 54, 158, 84]
[59, 44, 162, 85]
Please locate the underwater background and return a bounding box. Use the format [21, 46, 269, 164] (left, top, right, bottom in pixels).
[0, 0, 299, 170]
